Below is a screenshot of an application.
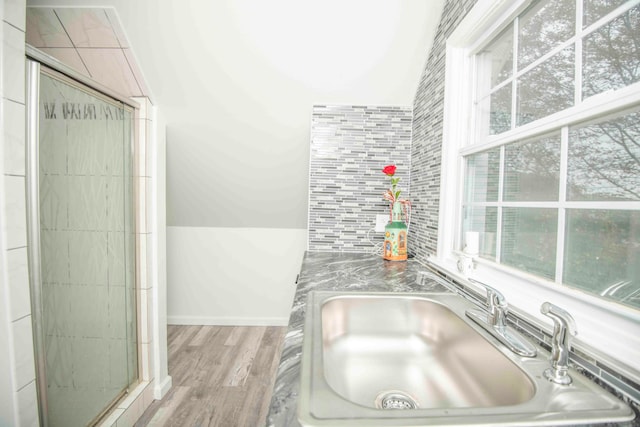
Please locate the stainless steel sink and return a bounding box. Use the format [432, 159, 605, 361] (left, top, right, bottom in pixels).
[321, 294, 534, 409]
[298, 291, 635, 426]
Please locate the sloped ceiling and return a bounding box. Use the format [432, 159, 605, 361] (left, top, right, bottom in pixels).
[25, 0, 444, 229]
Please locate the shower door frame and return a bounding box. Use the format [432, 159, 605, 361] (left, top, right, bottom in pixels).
[25, 49, 142, 427]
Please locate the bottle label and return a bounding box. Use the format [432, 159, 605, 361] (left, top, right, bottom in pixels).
[383, 227, 407, 261]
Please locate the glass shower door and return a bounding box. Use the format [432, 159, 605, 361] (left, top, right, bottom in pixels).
[35, 68, 138, 426]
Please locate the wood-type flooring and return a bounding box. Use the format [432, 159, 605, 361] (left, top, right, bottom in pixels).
[134, 325, 286, 427]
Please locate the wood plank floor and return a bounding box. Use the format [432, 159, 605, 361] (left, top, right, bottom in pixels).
[135, 325, 286, 427]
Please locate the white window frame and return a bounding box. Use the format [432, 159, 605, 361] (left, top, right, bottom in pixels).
[434, 0, 640, 371]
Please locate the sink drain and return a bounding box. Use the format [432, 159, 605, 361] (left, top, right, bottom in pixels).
[375, 391, 419, 410]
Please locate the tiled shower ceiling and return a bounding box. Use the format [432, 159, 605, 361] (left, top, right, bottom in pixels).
[26, 7, 150, 98]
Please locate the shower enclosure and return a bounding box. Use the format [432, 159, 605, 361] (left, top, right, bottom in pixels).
[26, 59, 139, 426]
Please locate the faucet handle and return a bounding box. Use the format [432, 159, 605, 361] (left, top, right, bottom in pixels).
[469, 278, 507, 327]
[468, 278, 507, 308]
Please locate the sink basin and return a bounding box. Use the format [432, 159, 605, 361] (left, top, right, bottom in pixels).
[298, 290, 635, 426]
[321, 295, 535, 409]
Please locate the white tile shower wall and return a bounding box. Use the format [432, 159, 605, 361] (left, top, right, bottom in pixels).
[151, 107, 171, 400]
[4, 0, 26, 32]
[134, 98, 153, 373]
[309, 105, 412, 252]
[3, 97, 26, 176]
[2, 18, 25, 104]
[0, 9, 162, 426]
[1, 1, 40, 425]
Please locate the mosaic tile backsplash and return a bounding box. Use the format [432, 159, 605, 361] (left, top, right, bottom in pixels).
[308, 105, 412, 252]
[410, 0, 479, 260]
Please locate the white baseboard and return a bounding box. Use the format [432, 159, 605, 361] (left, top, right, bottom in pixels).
[154, 375, 172, 400]
[167, 315, 290, 326]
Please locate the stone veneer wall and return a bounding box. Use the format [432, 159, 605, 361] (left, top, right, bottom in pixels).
[409, 0, 478, 261]
[308, 105, 412, 252]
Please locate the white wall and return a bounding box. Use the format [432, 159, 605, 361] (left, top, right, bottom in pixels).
[158, 1, 440, 324]
[26, 0, 442, 229]
[167, 227, 307, 325]
[27, 0, 444, 324]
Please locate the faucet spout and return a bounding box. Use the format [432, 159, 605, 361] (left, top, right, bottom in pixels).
[540, 302, 577, 385]
[464, 279, 537, 358]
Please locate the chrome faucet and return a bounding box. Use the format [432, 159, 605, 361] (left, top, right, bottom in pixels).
[465, 279, 537, 358]
[541, 302, 577, 385]
[482, 281, 508, 330]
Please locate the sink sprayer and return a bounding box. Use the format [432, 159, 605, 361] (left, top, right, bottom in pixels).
[541, 302, 577, 385]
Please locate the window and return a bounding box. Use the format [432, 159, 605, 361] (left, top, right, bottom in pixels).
[461, 0, 640, 310]
[438, 0, 640, 369]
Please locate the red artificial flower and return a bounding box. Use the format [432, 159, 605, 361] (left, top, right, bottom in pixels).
[381, 164, 411, 225]
[382, 165, 397, 176]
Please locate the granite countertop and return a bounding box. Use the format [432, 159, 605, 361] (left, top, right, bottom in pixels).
[265, 251, 448, 427]
[265, 251, 640, 427]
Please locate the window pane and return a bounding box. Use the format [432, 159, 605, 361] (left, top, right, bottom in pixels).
[583, 0, 628, 27]
[465, 149, 500, 203]
[564, 209, 640, 309]
[462, 206, 498, 260]
[568, 108, 640, 201]
[502, 208, 557, 280]
[583, 4, 640, 99]
[517, 47, 575, 126]
[504, 134, 561, 201]
[486, 25, 514, 87]
[518, 0, 576, 70]
[490, 85, 513, 134]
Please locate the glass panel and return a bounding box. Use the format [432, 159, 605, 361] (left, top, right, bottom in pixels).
[564, 209, 640, 309]
[518, 0, 576, 70]
[582, 4, 640, 99]
[504, 134, 561, 201]
[475, 25, 513, 136]
[490, 85, 513, 134]
[462, 206, 498, 260]
[465, 149, 501, 203]
[568, 108, 640, 201]
[485, 25, 514, 88]
[501, 208, 558, 280]
[583, 0, 628, 27]
[517, 46, 575, 126]
[38, 72, 137, 427]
